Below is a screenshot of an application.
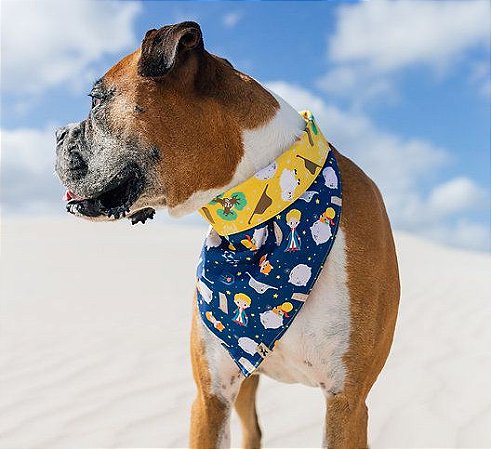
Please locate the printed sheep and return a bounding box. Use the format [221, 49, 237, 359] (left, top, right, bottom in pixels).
[310, 219, 332, 245]
[280, 168, 300, 201]
[288, 264, 312, 286]
[255, 161, 277, 180]
[322, 166, 338, 189]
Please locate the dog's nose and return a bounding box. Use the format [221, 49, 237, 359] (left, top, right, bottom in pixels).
[68, 151, 88, 179]
[55, 126, 69, 144]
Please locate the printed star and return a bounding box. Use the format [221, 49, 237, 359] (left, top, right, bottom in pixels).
[276, 275, 281, 279]
[302, 230, 306, 235]
[315, 198, 320, 204]
[255, 335, 260, 339]
[250, 313, 255, 317]
[276, 214, 281, 220]
[226, 290, 231, 295]
[246, 257, 251, 261]
[308, 257, 312, 261]
[273, 293, 279, 298]
[237, 272, 242, 276]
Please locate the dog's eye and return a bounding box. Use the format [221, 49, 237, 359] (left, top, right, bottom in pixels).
[88, 92, 104, 109]
[90, 95, 102, 109]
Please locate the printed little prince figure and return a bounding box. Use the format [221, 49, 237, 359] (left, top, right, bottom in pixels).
[285, 209, 302, 252]
[232, 293, 252, 327]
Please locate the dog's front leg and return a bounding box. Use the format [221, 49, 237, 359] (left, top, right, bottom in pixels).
[190, 305, 243, 449]
[323, 389, 368, 449]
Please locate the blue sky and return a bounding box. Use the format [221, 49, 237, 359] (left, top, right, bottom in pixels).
[1, 0, 490, 251]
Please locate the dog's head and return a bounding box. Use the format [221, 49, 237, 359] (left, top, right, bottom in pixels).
[55, 21, 279, 222]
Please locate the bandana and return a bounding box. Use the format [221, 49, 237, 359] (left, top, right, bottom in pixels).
[196, 111, 342, 377]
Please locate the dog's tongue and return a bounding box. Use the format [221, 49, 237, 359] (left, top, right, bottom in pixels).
[63, 190, 84, 202]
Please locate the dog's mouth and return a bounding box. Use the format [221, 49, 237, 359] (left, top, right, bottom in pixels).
[64, 164, 145, 219]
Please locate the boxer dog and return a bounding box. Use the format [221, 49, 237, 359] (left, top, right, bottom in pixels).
[55, 22, 399, 449]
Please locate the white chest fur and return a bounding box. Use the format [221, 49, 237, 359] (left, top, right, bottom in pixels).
[256, 229, 350, 391]
[200, 229, 351, 396]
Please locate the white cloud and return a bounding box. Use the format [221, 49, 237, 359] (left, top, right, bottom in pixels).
[423, 219, 490, 253]
[222, 12, 243, 29]
[319, 66, 395, 100]
[470, 60, 491, 98]
[1, 0, 141, 94]
[427, 177, 489, 218]
[317, 66, 397, 108]
[266, 81, 490, 251]
[329, 0, 489, 72]
[319, 0, 490, 100]
[1, 126, 64, 214]
[1, 127, 55, 174]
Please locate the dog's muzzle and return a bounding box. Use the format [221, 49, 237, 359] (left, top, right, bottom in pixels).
[64, 163, 145, 219]
[55, 123, 146, 220]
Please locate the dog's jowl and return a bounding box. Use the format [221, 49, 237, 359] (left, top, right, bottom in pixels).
[55, 21, 400, 449]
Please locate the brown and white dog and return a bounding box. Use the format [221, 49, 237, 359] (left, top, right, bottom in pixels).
[55, 22, 400, 449]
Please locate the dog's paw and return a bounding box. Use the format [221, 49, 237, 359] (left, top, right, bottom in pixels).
[128, 207, 155, 225]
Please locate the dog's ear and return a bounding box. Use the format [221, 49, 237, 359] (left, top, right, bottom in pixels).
[138, 21, 203, 78]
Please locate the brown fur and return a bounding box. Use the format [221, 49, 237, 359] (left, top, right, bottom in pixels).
[103, 46, 278, 209]
[322, 148, 399, 447]
[235, 376, 262, 449]
[190, 302, 231, 449]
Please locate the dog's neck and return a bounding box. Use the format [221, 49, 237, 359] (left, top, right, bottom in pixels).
[169, 92, 305, 217]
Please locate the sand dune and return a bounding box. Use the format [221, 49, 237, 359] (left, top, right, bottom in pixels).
[1, 217, 490, 448]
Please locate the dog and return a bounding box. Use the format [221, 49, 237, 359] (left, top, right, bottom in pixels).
[55, 21, 400, 449]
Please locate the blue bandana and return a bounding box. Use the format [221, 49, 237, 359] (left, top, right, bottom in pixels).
[196, 112, 342, 376]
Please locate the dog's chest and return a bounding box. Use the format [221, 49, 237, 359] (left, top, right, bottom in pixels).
[256, 229, 350, 389]
[201, 229, 351, 391]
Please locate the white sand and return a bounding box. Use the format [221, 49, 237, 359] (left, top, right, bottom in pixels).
[1, 217, 490, 448]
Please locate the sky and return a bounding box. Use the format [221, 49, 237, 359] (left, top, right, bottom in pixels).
[1, 0, 490, 251]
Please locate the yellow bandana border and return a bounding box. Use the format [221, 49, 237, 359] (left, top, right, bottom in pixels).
[199, 111, 330, 236]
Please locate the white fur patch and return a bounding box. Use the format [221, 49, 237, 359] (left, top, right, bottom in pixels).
[257, 229, 350, 390]
[198, 319, 242, 448]
[169, 91, 305, 217]
[199, 318, 242, 399]
[241, 91, 306, 173]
